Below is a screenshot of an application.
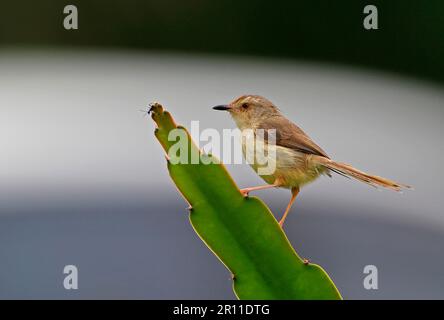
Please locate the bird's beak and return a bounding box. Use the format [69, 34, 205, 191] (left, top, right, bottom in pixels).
[212, 104, 231, 111]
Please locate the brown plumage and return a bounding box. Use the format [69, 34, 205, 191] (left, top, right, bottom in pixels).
[311, 156, 409, 191]
[213, 95, 410, 226]
[258, 115, 329, 158]
[258, 115, 408, 191]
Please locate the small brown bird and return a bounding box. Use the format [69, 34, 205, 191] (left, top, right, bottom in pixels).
[213, 95, 410, 227]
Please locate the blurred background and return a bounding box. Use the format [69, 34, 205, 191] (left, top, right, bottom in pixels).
[1, 1, 443, 299]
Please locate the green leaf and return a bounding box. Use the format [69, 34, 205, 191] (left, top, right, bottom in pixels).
[150, 102, 342, 300]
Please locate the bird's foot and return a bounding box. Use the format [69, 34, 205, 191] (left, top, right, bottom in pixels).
[303, 259, 310, 265]
[240, 188, 250, 197]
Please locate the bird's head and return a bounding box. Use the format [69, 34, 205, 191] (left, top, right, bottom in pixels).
[213, 95, 280, 129]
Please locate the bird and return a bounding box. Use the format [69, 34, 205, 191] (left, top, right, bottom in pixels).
[213, 95, 410, 227]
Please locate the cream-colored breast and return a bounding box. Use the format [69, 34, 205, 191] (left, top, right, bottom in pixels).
[241, 134, 325, 188]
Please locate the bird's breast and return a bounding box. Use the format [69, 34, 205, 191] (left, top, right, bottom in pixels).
[241, 136, 325, 188]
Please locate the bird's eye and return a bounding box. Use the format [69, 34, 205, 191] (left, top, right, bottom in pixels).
[242, 103, 249, 109]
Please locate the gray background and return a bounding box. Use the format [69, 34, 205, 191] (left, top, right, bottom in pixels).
[1, 50, 443, 299]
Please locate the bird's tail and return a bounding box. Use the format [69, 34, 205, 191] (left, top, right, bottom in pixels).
[312, 155, 411, 192]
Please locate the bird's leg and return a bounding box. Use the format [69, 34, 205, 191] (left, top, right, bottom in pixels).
[279, 187, 300, 227]
[240, 181, 280, 197]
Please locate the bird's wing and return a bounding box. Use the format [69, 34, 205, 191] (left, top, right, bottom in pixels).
[257, 116, 330, 158]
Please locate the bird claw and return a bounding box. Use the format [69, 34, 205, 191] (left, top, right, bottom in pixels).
[240, 189, 250, 197]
